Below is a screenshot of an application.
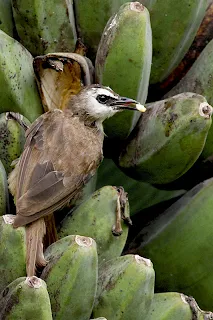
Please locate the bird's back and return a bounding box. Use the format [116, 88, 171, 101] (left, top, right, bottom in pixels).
[13, 109, 104, 227]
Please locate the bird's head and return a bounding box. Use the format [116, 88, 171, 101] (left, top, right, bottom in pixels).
[68, 84, 146, 124]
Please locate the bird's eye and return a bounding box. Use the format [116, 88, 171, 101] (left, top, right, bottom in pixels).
[97, 95, 109, 104]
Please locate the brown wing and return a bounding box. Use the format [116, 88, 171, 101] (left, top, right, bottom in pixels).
[14, 109, 103, 227]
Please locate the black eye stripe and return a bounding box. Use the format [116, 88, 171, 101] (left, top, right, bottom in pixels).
[96, 94, 117, 105]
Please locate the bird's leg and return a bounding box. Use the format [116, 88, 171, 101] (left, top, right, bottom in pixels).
[43, 213, 58, 250]
[112, 187, 132, 236]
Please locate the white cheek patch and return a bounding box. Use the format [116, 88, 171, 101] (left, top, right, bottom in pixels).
[88, 98, 116, 120]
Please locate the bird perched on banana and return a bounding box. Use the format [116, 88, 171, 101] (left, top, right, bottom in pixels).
[8, 84, 145, 276]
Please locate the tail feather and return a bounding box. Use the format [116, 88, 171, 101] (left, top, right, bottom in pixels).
[26, 217, 47, 276]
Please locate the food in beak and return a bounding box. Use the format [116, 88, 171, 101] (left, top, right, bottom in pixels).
[136, 103, 146, 112]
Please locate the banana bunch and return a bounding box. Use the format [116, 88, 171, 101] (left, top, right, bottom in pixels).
[2, 0, 213, 318]
[0, 209, 211, 319]
[126, 177, 213, 310]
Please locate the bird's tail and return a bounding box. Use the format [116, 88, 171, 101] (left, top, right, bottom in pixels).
[26, 217, 47, 277]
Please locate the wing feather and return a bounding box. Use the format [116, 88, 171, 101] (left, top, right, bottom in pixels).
[14, 109, 103, 227]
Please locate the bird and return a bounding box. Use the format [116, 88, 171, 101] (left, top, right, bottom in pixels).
[8, 84, 145, 277]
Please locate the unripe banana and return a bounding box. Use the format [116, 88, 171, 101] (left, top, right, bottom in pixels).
[58, 186, 129, 264]
[0, 113, 30, 174]
[74, 0, 130, 61]
[97, 158, 185, 215]
[92, 254, 154, 320]
[0, 161, 9, 215]
[11, 0, 77, 56]
[165, 39, 213, 160]
[0, 0, 14, 37]
[118, 93, 212, 184]
[141, 0, 208, 84]
[95, 2, 152, 139]
[127, 177, 213, 310]
[0, 30, 43, 122]
[146, 292, 213, 320]
[41, 235, 98, 320]
[151, 1, 213, 101]
[0, 276, 52, 319]
[0, 215, 26, 293]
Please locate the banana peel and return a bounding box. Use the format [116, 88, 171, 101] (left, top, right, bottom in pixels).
[0, 0, 14, 37]
[92, 254, 155, 320]
[127, 177, 213, 310]
[58, 186, 130, 264]
[95, 2, 152, 139]
[74, 0, 130, 61]
[41, 235, 98, 320]
[0, 277, 52, 319]
[118, 93, 212, 184]
[11, 0, 77, 56]
[33, 49, 93, 112]
[165, 39, 213, 160]
[0, 30, 43, 122]
[142, 0, 208, 84]
[146, 292, 213, 320]
[0, 215, 26, 293]
[0, 112, 30, 174]
[97, 158, 186, 215]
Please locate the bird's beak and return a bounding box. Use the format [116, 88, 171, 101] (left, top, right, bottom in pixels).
[110, 97, 146, 112]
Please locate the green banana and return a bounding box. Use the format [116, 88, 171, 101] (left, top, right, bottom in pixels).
[58, 186, 129, 264]
[141, 0, 208, 84]
[74, 0, 130, 61]
[92, 254, 155, 320]
[41, 235, 98, 320]
[95, 2, 152, 139]
[0, 30, 43, 122]
[0, 161, 9, 215]
[0, 0, 14, 37]
[0, 113, 30, 174]
[0, 215, 26, 293]
[146, 292, 213, 320]
[97, 158, 186, 215]
[165, 39, 213, 159]
[11, 0, 77, 56]
[126, 177, 213, 310]
[0, 276, 52, 319]
[118, 93, 212, 184]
